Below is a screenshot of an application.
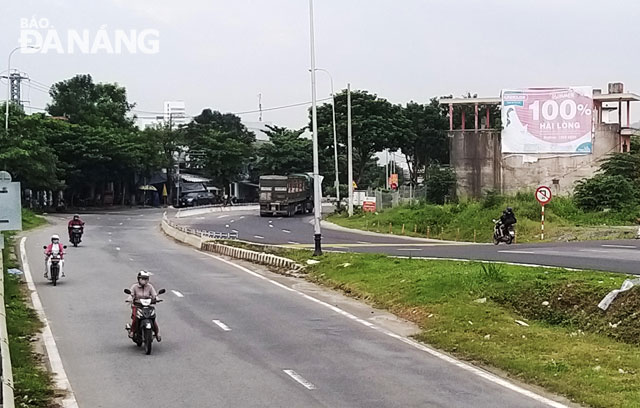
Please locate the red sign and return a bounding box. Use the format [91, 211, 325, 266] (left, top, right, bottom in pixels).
[535, 186, 552, 205]
[363, 201, 376, 212]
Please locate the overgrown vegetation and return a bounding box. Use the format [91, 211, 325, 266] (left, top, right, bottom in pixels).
[328, 191, 639, 242]
[574, 144, 640, 212]
[223, 241, 640, 407]
[2, 211, 53, 408]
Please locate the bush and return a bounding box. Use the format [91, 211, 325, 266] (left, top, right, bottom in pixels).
[573, 174, 638, 211]
[425, 166, 456, 204]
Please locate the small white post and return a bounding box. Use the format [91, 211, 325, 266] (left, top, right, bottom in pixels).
[541, 204, 545, 240]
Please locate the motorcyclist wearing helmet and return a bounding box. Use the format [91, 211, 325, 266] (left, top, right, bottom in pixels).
[67, 214, 85, 242]
[499, 207, 517, 237]
[126, 271, 161, 342]
[44, 234, 65, 279]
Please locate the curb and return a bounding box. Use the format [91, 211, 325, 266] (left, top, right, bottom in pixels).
[161, 216, 304, 275]
[320, 220, 475, 244]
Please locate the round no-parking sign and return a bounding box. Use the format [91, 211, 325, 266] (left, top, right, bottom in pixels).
[535, 186, 552, 205]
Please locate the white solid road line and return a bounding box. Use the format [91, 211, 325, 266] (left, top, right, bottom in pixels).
[171, 290, 184, 298]
[20, 237, 79, 408]
[217, 215, 229, 219]
[601, 244, 636, 249]
[498, 250, 536, 254]
[199, 250, 568, 408]
[212, 319, 231, 331]
[288, 241, 300, 245]
[283, 370, 316, 390]
[254, 235, 264, 239]
[397, 248, 422, 251]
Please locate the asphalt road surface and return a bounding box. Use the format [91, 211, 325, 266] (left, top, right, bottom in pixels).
[174, 208, 640, 275]
[21, 209, 565, 407]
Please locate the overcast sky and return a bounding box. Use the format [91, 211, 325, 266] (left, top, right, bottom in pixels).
[3, 0, 640, 130]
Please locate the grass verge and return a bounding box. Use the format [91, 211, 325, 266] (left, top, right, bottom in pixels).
[2, 210, 54, 408]
[220, 240, 640, 407]
[328, 192, 639, 243]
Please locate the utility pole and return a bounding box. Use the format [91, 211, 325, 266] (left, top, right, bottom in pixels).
[347, 83, 353, 217]
[5, 46, 37, 134]
[309, 0, 322, 256]
[315, 68, 340, 207]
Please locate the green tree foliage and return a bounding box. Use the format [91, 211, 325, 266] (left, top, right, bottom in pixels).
[574, 174, 637, 211]
[47, 74, 135, 129]
[181, 109, 256, 187]
[573, 142, 640, 211]
[313, 90, 408, 185]
[425, 165, 456, 204]
[0, 106, 60, 190]
[256, 125, 312, 175]
[398, 99, 449, 186]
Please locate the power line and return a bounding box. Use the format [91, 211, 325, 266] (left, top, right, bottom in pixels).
[132, 97, 333, 118]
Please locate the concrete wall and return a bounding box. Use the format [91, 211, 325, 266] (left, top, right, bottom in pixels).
[450, 123, 621, 198]
[449, 130, 502, 197]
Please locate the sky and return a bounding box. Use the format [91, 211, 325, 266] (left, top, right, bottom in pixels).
[3, 0, 640, 133]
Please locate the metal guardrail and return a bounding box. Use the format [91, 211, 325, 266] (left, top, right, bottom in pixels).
[164, 215, 239, 240]
[0, 244, 15, 407]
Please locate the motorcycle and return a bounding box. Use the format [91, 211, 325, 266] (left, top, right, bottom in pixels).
[43, 245, 67, 286]
[70, 225, 83, 247]
[124, 288, 166, 355]
[493, 219, 515, 245]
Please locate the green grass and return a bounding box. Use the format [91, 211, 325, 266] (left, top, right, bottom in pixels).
[328, 193, 640, 243]
[221, 240, 640, 407]
[2, 210, 53, 408]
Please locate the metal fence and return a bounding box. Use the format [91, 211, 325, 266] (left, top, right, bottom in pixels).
[164, 217, 239, 240]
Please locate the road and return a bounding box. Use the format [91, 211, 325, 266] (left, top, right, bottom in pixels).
[174, 208, 640, 275]
[21, 209, 566, 407]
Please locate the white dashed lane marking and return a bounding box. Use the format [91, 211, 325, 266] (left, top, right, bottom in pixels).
[212, 320, 231, 331]
[171, 290, 184, 298]
[283, 370, 316, 390]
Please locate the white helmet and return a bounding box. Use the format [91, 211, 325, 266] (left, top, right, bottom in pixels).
[137, 270, 150, 285]
[51, 234, 60, 243]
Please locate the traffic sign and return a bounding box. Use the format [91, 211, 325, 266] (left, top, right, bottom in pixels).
[0, 173, 22, 231]
[363, 200, 376, 212]
[535, 185, 552, 205]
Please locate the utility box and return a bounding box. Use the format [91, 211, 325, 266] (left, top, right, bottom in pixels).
[0, 171, 22, 231]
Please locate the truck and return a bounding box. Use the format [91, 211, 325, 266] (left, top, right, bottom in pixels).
[259, 174, 313, 217]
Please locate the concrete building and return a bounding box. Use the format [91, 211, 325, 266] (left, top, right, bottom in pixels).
[441, 84, 640, 198]
[163, 100, 188, 125]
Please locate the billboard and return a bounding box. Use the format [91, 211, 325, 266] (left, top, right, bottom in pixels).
[501, 87, 593, 153]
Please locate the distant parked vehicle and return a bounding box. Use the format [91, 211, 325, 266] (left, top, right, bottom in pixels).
[179, 192, 216, 207]
[259, 174, 313, 217]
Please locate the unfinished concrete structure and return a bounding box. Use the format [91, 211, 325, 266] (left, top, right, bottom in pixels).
[441, 84, 640, 197]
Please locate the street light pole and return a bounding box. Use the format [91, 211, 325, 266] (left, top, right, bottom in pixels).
[315, 68, 340, 207]
[309, 0, 322, 256]
[5, 46, 36, 133]
[347, 83, 353, 217]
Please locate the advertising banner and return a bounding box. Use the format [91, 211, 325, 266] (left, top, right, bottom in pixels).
[501, 87, 593, 153]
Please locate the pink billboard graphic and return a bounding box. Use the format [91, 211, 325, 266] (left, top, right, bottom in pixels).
[501, 87, 593, 153]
